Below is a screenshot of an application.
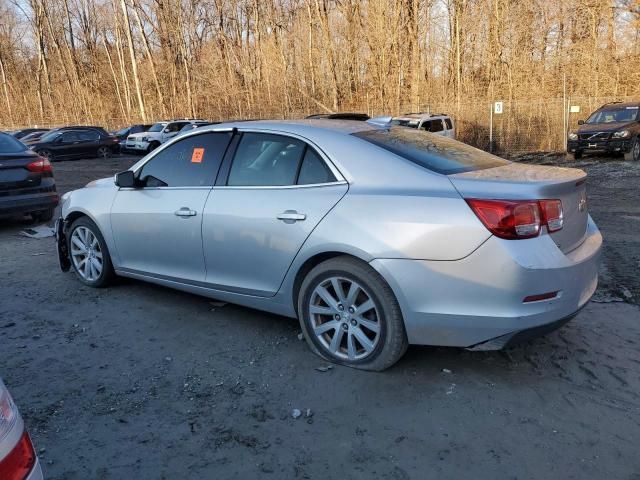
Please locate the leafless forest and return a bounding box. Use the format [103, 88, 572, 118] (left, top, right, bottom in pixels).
[0, 0, 639, 150]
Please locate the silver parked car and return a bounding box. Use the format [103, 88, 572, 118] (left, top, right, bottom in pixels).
[56, 120, 602, 370]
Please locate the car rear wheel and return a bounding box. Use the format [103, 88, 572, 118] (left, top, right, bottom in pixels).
[298, 256, 408, 371]
[68, 217, 115, 287]
[624, 138, 639, 162]
[97, 146, 112, 159]
[32, 208, 54, 222]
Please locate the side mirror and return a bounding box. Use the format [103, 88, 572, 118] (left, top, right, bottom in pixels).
[115, 170, 137, 188]
[577, 120, 584, 125]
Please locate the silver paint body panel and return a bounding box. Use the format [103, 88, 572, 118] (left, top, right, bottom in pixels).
[61, 120, 602, 347]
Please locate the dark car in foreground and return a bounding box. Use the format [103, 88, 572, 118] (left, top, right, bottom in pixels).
[30, 128, 118, 161]
[0, 378, 43, 480]
[0, 132, 58, 221]
[567, 101, 640, 161]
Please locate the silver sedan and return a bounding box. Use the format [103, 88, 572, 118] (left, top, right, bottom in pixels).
[56, 120, 602, 370]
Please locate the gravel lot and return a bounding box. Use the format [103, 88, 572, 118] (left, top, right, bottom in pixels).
[1, 153, 639, 479]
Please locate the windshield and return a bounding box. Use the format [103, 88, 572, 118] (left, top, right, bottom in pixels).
[39, 131, 62, 143]
[114, 127, 129, 136]
[390, 119, 419, 129]
[148, 123, 167, 132]
[353, 127, 509, 175]
[586, 106, 639, 124]
[0, 132, 28, 153]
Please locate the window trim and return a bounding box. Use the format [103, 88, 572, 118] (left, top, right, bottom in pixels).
[131, 129, 234, 189]
[218, 128, 345, 189]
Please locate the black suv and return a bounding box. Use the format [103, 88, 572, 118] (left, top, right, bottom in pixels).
[0, 132, 58, 221]
[567, 102, 640, 161]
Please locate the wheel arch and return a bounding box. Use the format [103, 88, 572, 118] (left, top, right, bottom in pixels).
[290, 249, 372, 317]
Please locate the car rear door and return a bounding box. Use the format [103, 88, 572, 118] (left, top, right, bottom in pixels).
[76, 130, 100, 157]
[54, 131, 84, 158]
[201, 131, 348, 297]
[110, 131, 232, 282]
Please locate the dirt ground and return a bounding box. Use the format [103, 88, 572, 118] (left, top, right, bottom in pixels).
[1, 153, 639, 480]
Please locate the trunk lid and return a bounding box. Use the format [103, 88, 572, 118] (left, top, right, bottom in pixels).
[449, 162, 588, 253]
[0, 152, 43, 191]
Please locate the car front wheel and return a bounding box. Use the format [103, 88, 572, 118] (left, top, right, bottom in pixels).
[67, 217, 115, 287]
[298, 256, 408, 371]
[624, 138, 639, 162]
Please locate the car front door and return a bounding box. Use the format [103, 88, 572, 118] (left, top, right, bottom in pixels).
[201, 131, 348, 296]
[162, 122, 189, 143]
[110, 131, 233, 282]
[54, 131, 84, 158]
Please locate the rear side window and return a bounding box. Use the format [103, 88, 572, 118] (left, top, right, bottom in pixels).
[227, 133, 305, 186]
[298, 148, 336, 185]
[445, 118, 453, 129]
[78, 131, 99, 141]
[0, 133, 27, 153]
[353, 127, 509, 175]
[138, 132, 232, 187]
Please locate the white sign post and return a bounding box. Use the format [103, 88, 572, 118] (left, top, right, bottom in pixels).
[494, 101, 504, 115]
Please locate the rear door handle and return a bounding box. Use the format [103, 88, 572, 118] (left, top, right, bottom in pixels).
[174, 207, 197, 217]
[277, 210, 306, 223]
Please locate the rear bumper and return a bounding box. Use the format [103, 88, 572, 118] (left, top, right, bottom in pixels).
[567, 139, 631, 153]
[0, 191, 59, 217]
[371, 216, 602, 348]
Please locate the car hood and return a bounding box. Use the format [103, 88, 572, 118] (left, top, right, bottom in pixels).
[128, 132, 154, 139]
[577, 121, 636, 133]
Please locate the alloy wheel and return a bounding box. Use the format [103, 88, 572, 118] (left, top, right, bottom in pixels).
[70, 226, 103, 281]
[97, 147, 111, 158]
[308, 276, 381, 361]
[633, 140, 640, 161]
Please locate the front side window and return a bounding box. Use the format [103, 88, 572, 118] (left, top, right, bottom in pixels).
[429, 120, 444, 133]
[227, 133, 305, 186]
[148, 123, 167, 133]
[61, 132, 81, 143]
[138, 132, 232, 187]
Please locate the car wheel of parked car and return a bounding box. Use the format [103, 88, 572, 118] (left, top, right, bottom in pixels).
[147, 141, 160, 154]
[36, 149, 53, 161]
[97, 146, 112, 159]
[298, 256, 408, 371]
[68, 216, 115, 288]
[566, 150, 582, 160]
[32, 208, 54, 222]
[624, 138, 639, 162]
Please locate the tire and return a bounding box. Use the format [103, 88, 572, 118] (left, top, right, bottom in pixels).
[297, 256, 408, 371]
[96, 146, 112, 159]
[147, 142, 160, 154]
[32, 208, 54, 222]
[67, 216, 115, 288]
[624, 137, 640, 162]
[566, 150, 582, 160]
[37, 149, 54, 162]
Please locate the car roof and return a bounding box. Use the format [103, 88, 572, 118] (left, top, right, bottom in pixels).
[598, 101, 640, 110]
[203, 119, 380, 136]
[393, 113, 450, 121]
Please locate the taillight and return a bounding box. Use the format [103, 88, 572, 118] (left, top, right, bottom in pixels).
[0, 432, 36, 480]
[0, 380, 18, 442]
[26, 157, 52, 173]
[466, 199, 563, 240]
[540, 199, 563, 232]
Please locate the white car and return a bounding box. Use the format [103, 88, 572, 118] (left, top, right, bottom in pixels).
[124, 119, 206, 154]
[0, 378, 43, 479]
[389, 113, 456, 139]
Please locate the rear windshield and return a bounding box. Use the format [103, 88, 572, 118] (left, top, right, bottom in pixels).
[353, 127, 509, 175]
[0, 132, 27, 153]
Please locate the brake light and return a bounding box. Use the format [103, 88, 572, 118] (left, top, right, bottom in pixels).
[540, 199, 563, 232]
[0, 431, 36, 480]
[26, 157, 52, 173]
[466, 199, 563, 240]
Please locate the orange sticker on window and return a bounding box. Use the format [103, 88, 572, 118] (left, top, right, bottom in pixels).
[191, 148, 205, 163]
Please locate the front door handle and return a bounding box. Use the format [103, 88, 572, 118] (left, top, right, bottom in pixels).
[174, 207, 197, 217]
[277, 210, 306, 223]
